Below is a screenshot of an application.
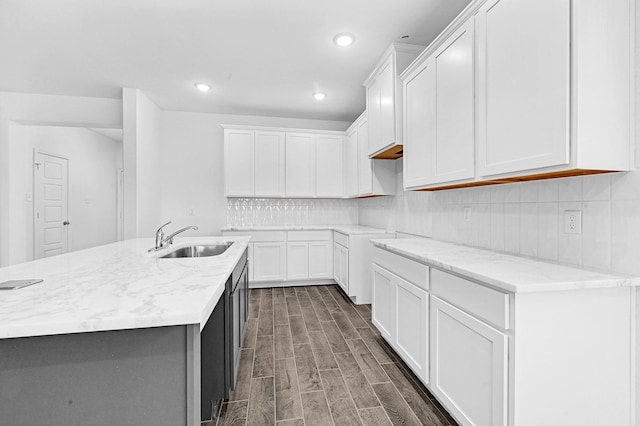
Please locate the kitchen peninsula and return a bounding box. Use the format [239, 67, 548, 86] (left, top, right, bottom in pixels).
[0, 237, 249, 426]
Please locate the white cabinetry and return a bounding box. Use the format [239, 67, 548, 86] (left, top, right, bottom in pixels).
[224, 128, 285, 197]
[372, 249, 429, 383]
[287, 242, 309, 280]
[403, 20, 475, 189]
[253, 242, 287, 282]
[287, 231, 333, 281]
[223, 126, 344, 198]
[430, 296, 507, 426]
[285, 133, 317, 197]
[316, 134, 344, 197]
[308, 241, 332, 279]
[343, 112, 396, 197]
[364, 43, 424, 159]
[333, 240, 349, 294]
[224, 129, 254, 196]
[254, 131, 286, 196]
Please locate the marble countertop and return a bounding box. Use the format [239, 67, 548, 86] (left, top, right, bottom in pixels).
[222, 224, 391, 235]
[371, 238, 640, 293]
[0, 237, 249, 339]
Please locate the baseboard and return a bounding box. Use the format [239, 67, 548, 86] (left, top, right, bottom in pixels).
[249, 279, 336, 289]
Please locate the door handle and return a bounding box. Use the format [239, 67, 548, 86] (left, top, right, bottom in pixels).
[63, 221, 70, 226]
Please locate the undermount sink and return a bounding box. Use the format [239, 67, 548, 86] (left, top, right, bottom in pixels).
[160, 242, 233, 258]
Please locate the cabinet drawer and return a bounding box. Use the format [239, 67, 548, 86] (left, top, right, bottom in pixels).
[223, 231, 286, 242]
[288, 230, 332, 241]
[430, 269, 509, 330]
[334, 231, 349, 248]
[373, 247, 429, 291]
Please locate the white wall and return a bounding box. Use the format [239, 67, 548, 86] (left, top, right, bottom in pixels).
[0, 92, 122, 267]
[159, 111, 350, 235]
[8, 125, 122, 265]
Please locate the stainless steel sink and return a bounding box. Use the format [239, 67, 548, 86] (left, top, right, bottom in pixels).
[160, 242, 233, 258]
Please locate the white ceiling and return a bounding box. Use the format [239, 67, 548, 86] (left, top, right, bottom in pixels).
[0, 0, 471, 122]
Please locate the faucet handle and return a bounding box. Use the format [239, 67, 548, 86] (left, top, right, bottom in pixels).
[157, 221, 172, 233]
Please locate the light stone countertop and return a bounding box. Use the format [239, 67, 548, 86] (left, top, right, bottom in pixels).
[371, 238, 640, 293]
[0, 237, 249, 339]
[222, 224, 391, 235]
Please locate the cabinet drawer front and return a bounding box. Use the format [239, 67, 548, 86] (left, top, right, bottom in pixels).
[373, 247, 429, 291]
[223, 231, 286, 242]
[288, 230, 332, 241]
[431, 269, 509, 330]
[333, 231, 349, 248]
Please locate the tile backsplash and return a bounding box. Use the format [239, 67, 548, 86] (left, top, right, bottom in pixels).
[359, 167, 640, 276]
[227, 198, 358, 227]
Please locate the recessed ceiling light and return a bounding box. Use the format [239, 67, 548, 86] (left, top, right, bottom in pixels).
[194, 83, 211, 92]
[313, 92, 326, 100]
[333, 33, 355, 47]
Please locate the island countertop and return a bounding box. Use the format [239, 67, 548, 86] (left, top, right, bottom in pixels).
[372, 238, 640, 293]
[0, 237, 249, 340]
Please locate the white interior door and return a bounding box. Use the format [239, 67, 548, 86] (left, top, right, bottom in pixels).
[34, 151, 69, 259]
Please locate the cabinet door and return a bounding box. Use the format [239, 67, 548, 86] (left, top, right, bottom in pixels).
[285, 133, 316, 197]
[432, 20, 475, 184]
[403, 57, 436, 188]
[430, 296, 507, 426]
[371, 264, 396, 342]
[287, 242, 309, 280]
[378, 57, 396, 151]
[252, 242, 286, 282]
[339, 245, 349, 292]
[357, 118, 373, 195]
[367, 79, 381, 155]
[395, 277, 429, 384]
[344, 129, 359, 197]
[477, 0, 570, 177]
[333, 242, 341, 284]
[254, 131, 285, 196]
[224, 129, 254, 196]
[316, 134, 344, 197]
[309, 241, 332, 279]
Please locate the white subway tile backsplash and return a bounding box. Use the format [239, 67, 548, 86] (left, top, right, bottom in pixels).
[477, 203, 492, 249]
[611, 199, 640, 275]
[582, 174, 611, 201]
[520, 181, 538, 202]
[490, 203, 505, 252]
[519, 203, 538, 257]
[611, 171, 640, 200]
[537, 202, 559, 261]
[504, 203, 520, 254]
[538, 180, 559, 202]
[558, 176, 582, 201]
[581, 201, 611, 272]
[504, 183, 520, 203]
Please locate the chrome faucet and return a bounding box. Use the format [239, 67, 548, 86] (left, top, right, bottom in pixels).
[150, 221, 198, 252]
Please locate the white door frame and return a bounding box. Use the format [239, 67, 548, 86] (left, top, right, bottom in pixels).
[33, 149, 70, 259]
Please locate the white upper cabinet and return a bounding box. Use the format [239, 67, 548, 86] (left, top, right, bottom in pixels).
[254, 131, 286, 196]
[224, 129, 254, 196]
[400, 0, 633, 189]
[403, 19, 475, 189]
[477, 0, 570, 177]
[357, 117, 374, 195]
[224, 125, 345, 198]
[364, 43, 425, 159]
[316, 134, 344, 197]
[285, 133, 317, 197]
[344, 127, 358, 197]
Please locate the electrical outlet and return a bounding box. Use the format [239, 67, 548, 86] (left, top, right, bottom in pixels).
[563, 210, 582, 234]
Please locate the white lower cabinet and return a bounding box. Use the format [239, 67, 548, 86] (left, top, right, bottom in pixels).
[395, 277, 429, 383]
[252, 242, 286, 282]
[308, 241, 332, 279]
[371, 264, 395, 341]
[333, 242, 349, 294]
[372, 262, 428, 383]
[430, 296, 507, 426]
[287, 242, 309, 280]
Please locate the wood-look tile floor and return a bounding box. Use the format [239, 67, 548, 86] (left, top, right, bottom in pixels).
[206, 285, 458, 426]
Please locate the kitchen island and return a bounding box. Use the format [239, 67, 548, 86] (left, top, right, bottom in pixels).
[0, 237, 249, 426]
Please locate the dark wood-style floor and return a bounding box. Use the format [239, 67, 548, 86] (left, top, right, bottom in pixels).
[204, 285, 458, 426]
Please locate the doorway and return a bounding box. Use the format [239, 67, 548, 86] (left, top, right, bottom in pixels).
[34, 151, 69, 259]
